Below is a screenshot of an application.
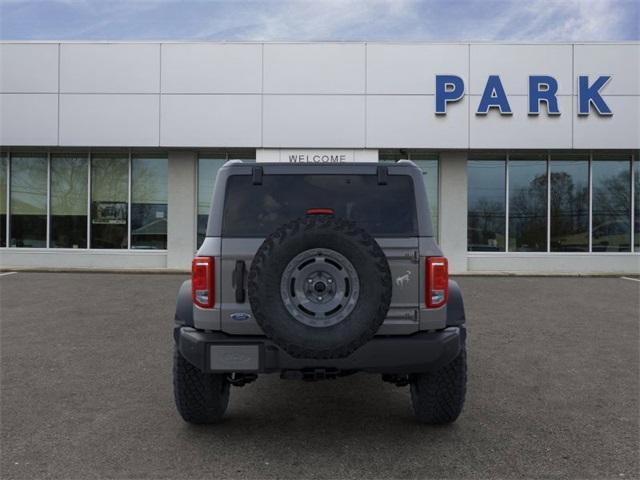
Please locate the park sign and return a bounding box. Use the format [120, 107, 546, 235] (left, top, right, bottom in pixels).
[435, 75, 613, 116]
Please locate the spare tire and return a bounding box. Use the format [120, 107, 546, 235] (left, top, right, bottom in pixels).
[248, 215, 392, 359]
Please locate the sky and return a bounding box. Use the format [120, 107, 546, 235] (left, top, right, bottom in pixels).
[0, 0, 638, 42]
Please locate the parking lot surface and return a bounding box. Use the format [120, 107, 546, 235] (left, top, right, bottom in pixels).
[1, 273, 638, 479]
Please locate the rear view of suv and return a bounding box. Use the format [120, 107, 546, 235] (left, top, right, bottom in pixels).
[173, 160, 467, 424]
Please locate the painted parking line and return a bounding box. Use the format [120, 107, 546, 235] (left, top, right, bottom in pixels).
[620, 276, 640, 283]
[0, 272, 18, 277]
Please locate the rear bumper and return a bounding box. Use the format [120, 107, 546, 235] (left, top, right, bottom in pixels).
[175, 326, 465, 374]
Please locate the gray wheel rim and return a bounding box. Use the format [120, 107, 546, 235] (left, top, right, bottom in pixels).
[280, 248, 360, 328]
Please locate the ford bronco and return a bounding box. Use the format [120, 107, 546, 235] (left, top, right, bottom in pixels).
[173, 160, 467, 424]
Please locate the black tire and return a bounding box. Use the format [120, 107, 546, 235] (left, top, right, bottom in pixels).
[173, 346, 230, 424]
[248, 215, 392, 359]
[410, 344, 467, 424]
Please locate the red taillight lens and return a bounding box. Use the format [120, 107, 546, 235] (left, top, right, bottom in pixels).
[192, 257, 215, 308]
[426, 256, 448, 308]
[305, 208, 335, 215]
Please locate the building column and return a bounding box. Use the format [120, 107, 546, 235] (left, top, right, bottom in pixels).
[167, 150, 197, 270]
[438, 151, 468, 274]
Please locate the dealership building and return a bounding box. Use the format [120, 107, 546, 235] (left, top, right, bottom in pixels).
[0, 41, 638, 274]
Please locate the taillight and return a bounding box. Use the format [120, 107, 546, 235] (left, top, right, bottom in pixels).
[426, 256, 448, 308]
[306, 208, 335, 215]
[192, 257, 215, 308]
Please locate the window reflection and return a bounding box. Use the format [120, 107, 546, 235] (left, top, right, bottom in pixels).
[508, 155, 547, 252]
[131, 156, 168, 249]
[50, 155, 88, 248]
[550, 155, 589, 252]
[468, 159, 506, 251]
[197, 156, 226, 248]
[91, 155, 128, 249]
[635, 158, 639, 251]
[0, 155, 6, 247]
[379, 151, 439, 239]
[592, 155, 631, 252]
[10, 154, 47, 247]
[222, 175, 417, 237]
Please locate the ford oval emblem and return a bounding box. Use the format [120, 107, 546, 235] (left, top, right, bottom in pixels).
[230, 312, 252, 321]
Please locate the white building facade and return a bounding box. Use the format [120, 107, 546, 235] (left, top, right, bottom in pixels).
[0, 41, 638, 273]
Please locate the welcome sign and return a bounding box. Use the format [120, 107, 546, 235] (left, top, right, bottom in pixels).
[256, 149, 378, 163]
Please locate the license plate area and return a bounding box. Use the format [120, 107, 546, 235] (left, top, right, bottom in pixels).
[209, 344, 260, 372]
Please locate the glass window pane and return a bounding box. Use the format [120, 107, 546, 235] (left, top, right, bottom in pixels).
[91, 155, 128, 249]
[379, 150, 408, 162]
[227, 149, 256, 162]
[198, 157, 226, 247]
[222, 174, 417, 237]
[635, 157, 639, 251]
[592, 154, 631, 252]
[50, 155, 88, 248]
[10, 154, 47, 248]
[131, 156, 168, 249]
[0, 154, 6, 247]
[550, 155, 589, 252]
[379, 151, 437, 238]
[508, 155, 548, 252]
[468, 159, 506, 251]
[411, 154, 438, 239]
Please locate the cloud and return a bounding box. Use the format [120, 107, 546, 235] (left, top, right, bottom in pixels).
[0, 0, 637, 41]
[171, 0, 639, 42]
[487, 0, 637, 41]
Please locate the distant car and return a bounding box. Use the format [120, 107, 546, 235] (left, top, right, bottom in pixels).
[173, 161, 467, 424]
[551, 219, 637, 252]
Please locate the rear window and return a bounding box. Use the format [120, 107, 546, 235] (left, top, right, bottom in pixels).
[221, 174, 417, 237]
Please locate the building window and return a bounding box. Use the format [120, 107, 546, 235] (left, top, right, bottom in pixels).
[50, 154, 88, 248]
[550, 154, 589, 252]
[10, 154, 47, 248]
[0, 154, 7, 247]
[635, 157, 639, 251]
[468, 156, 506, 251]
[592, 153, 632, 252]
[91, 154, 128, 249]
[131, 155, 168, 249]
[508, 153, 548, 252]
[197, 150, 256, 248]
[468, 151, 638, 254]
[379, 150, 407, 162]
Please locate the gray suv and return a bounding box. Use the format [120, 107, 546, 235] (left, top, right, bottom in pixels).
[173, 160, 467, 424]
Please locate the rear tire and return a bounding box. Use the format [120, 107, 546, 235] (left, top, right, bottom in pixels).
[410, 344, 467, 424]
[173, 346, 230, 424]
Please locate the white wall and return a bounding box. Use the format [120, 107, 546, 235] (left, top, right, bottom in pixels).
[467, 253, 640, 274]
[438, 152, 468, 274]
[1, 41, 638, 149]
[167, 150, 197, 269]
[0, 249, 168, 270]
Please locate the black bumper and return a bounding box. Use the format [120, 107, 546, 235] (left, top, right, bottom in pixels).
[175, 326, 465, 375]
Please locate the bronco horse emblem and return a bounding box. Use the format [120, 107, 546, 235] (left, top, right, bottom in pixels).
[395, 270, 412, 287]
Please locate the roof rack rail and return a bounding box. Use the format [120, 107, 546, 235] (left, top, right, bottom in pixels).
[397, 159, 417, 166]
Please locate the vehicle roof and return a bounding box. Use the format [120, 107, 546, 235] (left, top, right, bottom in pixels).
[219, 160, 421, 175]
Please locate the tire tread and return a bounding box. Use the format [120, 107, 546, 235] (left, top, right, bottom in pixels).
[410, 346, 467, 424]
[173, 347, 230, 424]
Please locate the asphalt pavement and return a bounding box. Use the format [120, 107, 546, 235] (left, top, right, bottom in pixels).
[1, 273, 638, 479]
